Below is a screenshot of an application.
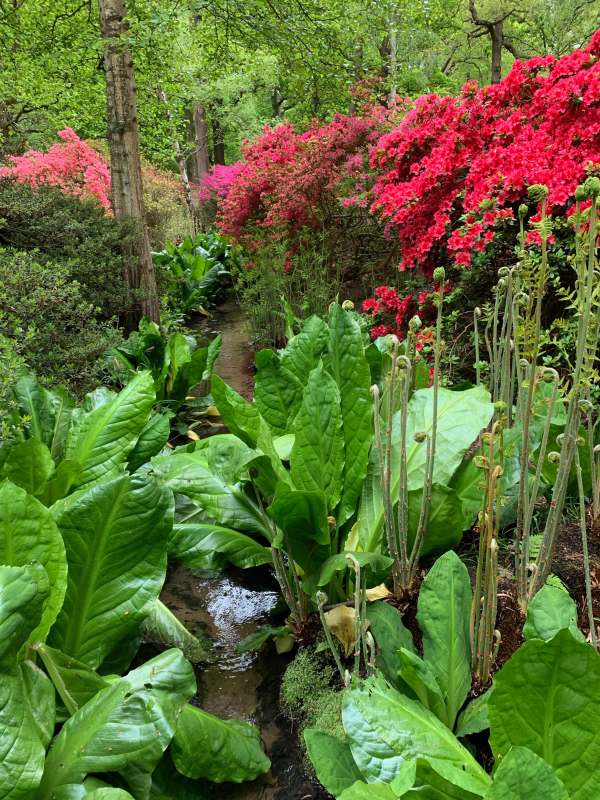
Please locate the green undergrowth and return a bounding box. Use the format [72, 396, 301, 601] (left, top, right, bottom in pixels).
[280, 645, 345, 750]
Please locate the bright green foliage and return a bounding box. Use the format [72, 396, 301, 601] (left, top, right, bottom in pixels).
[290, 362, 344, 511]
[153, 231, 237, 312]
[485, 747, 569, 800]
[0, 482, 66, 644]
[365, 601, 415, 685]
[341, 675, 490, 792]
[327, 305, 373, 524]
[489, 630, 600, 800]
[171, 704, 271, 783]
[168, 521, 272, 570]
[35, 649, 196, 800]
[356, 384, 494, 553]
[304, 730, 362, 797]
[523, 582, 585, 642]
[49, 473, 172, 668]
[0, 564, 50, 800]
[416, 552, 472, 728]
[64, 371, 155, 488]
[107, 318, 222, 415]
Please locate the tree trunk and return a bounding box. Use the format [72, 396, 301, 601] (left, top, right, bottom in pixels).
[99, 0, 159, 325]
[490, 21, 503, 83]
[158, 89, 198, 233]
[211, 110, 225, 165]
[192, 104, 211, 180]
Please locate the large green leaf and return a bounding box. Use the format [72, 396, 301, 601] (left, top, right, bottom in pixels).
[357, 385, 493, 552]
[13, 374, 56, 447]
[397, 648, 448, 725]
[268, 483, 330, 574]
[365, 601, 415, 687]
[455, 690, 491, 738]
[36, 644, 110, 714]
[485, 747, 569, 800]
[35, 649, 196, 800]
[152, 449, 271, 538]
[0, 563, 50, 800]
[127, 413, 171, 473]
[254, 348, 303, 435]
[211, 375, 289, 486]
[0, 481, 67, 644]
[523, 583, 585, 642]
[170, 703, 270, 783]
[20, 660, 56, 749]
[304, 729, 362, 797]
[1, 439, 54, 496]
[64, 371, 155, 488]
[169, 521, 272, 570]
[407, 484, 465, 557]
[416, 552, 472, 728]
[448, 457, 484, 531]
[402, 759, 485, 799]
[342, 676, 489, 793]
[318, 552, 393, 588]
[49, 473, 172, 668]
[489, 630, 600, 800]
[290, 362, 344, 511]
[328, 304, 372, 525]
[280, 314, 329, 382]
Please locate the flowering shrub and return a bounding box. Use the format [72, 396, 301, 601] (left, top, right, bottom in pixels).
[362, 284, 444, 341]
[199, 163, 244, 202]
[0, 128, 111, 210]
[371, 31, 600, 272]
[218, 106, 396, 259]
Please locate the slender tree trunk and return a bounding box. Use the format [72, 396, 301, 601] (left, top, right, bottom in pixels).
[191, 104, 211, 180]
[99, 0, 159, 325]
[158, 89, 198, 233]
[490, 21, 503, 83]
[212, 122, 225, 165]
[388, 6, 398, 102]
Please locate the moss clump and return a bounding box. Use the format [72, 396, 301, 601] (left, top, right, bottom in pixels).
[280, 645, 345, 745]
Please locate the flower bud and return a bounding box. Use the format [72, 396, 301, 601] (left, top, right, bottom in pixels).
[579, 399, 593, 413]
[548, 451, 561, 464]
[414, 431, 428, 443]
[341, 299, 354, 310]
[409, 315, 422, 332]
[474, 306, 482, 318]
[575, 184, 587, 202]
[556, 433, 565, 445]
[433, 266, 445, 282]
[498, 266, 510, 277]
[543, 369, 557, 383]
[518, 203, 529, 218]
[519, 358, 529, 368]
[473, 455, 488, 469]
[494, 400, 507, 413]
[327, 515, 337, 527]
[316, 591, 328, 607]
[576, 436, 585, 447]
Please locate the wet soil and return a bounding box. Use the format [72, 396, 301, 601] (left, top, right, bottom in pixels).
[192, 299, 255, 400]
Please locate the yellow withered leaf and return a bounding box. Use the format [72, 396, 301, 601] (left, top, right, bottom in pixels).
[365, 583, 392, 601]
[324, 605, 357, 657]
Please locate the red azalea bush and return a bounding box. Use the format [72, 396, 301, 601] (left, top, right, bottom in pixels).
[371, 31, 600, 273]
[0, 128, 111, 211]
[218, 106, 398, 266]
[362, 284, 448, 341]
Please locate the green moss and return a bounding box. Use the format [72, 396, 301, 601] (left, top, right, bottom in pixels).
[280, 645, 345, 746]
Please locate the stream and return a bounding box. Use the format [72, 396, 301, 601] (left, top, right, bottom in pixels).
[160, 301, 326, 800]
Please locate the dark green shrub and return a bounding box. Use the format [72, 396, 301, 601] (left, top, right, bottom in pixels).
[0, 248, 122, 394]
[0, 180, 133, 319]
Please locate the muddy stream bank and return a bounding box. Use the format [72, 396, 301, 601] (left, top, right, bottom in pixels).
[160, 301, 326, 799]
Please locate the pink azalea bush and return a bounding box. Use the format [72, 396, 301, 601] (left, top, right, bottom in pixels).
[0, 128, 111, 210]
